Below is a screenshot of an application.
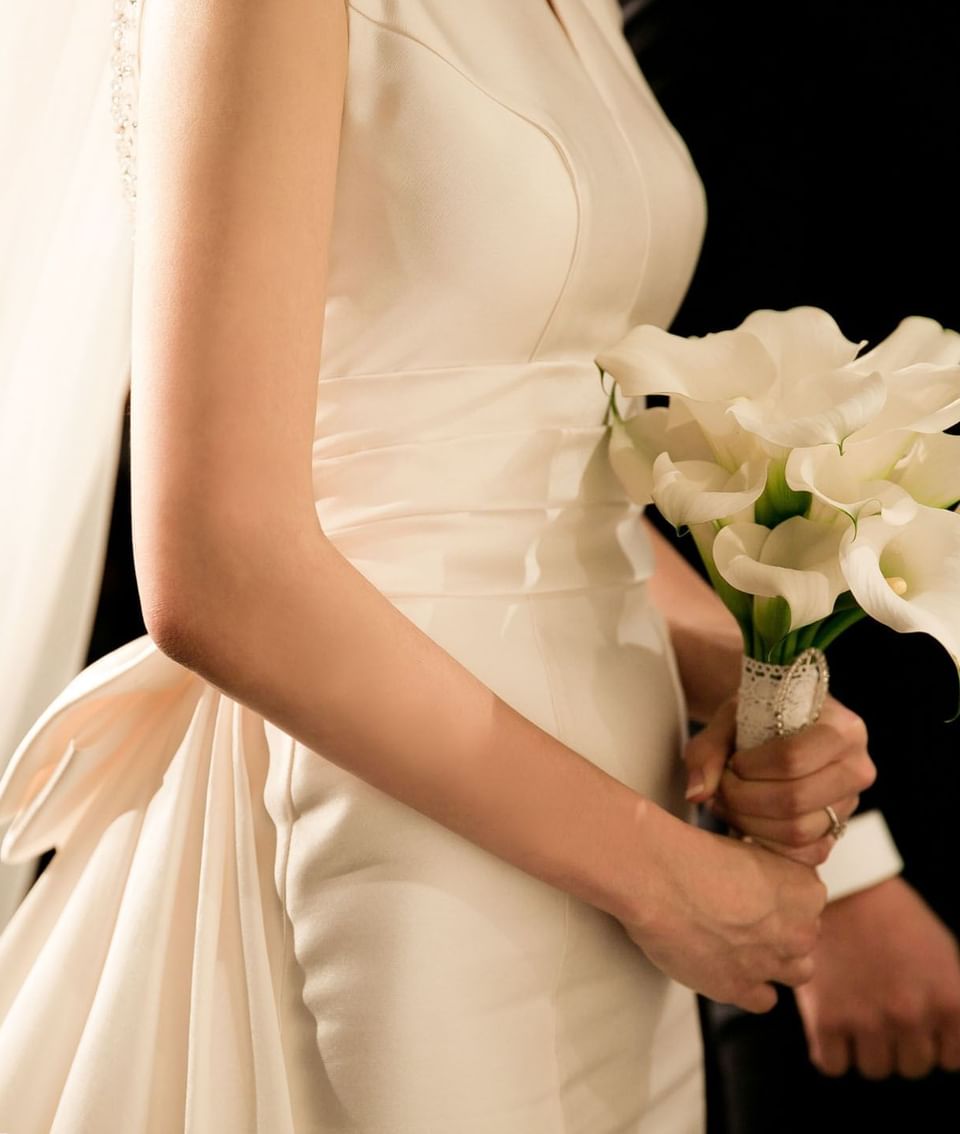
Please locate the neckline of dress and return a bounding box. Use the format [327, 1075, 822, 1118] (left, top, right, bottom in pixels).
[541, 0, 629, 141]
[543, 0, 587, 70]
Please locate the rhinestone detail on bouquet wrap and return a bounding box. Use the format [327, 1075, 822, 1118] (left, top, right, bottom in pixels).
[110, 0, 140, 216]
[735, 648, 830, 751]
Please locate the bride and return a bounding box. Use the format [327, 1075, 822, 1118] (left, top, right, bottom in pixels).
[0, 1, 875, 1130]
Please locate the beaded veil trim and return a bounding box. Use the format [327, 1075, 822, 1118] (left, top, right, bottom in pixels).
[110, 0, 140, 218]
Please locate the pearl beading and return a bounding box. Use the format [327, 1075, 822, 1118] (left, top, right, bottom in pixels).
[110, 0, 140, 215]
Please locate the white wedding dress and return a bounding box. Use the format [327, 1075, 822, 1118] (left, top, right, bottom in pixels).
[0, 1, 708, 1130]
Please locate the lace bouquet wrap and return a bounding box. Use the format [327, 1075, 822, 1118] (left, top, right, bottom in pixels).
[596, 306, 960, 750]
[736, 649, 829, 750]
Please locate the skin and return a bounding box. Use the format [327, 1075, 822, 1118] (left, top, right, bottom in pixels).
[130, 0, 871, 1016]
[686, 694, 871, 868]
[647, 523, 872, 871]
[655, 528, 960, 1080]
[795, 877, 960, 1079]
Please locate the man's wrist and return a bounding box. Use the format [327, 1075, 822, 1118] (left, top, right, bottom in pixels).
[817, 809, 904, 902]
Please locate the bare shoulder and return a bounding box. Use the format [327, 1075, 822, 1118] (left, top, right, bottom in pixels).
[131, 0, 349, 629]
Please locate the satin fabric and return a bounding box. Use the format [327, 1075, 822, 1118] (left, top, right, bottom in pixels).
[0, 2, 708, 1129]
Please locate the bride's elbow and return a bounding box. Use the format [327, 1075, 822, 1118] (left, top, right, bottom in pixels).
[138, 560, 209, 669]
[134, 517, 232, 669]
[134, 505, 321, 673]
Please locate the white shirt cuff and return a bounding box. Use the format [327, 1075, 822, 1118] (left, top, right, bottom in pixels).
[817, 809, 904, 902]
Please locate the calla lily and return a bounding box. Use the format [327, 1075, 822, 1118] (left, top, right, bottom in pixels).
[785, 435, 920, 525]
[727, 366, 887, 449]
[596, 322, 776, 403]
[738, 306, 865, 382]
[651, 454, 769, 528]
[608, 393, 732, 504]
[597, 307, 960, 665]
[661, 397, 718, 462]
[714, 517, 848, 631]
[607, 401, 721, 506]
[840, 505, 960, 665]
[597, 307, 889, 456]
[607, 409, 666, 505]
[894, 432, 960, 508]
[849, 363, 960, 440]
[854, 315, 960, 370]
[786, 430, 960, 519]
[597, 322, 776, 468]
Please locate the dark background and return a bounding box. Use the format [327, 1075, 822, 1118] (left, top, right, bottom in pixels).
[621, 0, 960, 1128]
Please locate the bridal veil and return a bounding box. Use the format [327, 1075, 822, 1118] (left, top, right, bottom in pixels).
[0, 0, 136, 927]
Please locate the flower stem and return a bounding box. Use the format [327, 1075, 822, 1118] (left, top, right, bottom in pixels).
[750, 620, 764, 662]
[812, 607, 868, 652]
[795, 621, 821, 652]
[599, 366, 622, 426]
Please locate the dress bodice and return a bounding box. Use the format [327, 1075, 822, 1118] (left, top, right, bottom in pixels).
[310, 2, 706, 595]
[120, 1, 707, 598]
[120, 1, 705, 367]
[321, 0, 706, 374]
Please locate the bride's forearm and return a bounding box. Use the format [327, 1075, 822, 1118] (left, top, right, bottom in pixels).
[643, 519, 743, 723]
[139, 514, 652, 926]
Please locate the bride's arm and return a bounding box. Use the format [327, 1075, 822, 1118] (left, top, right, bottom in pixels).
[642, 518, 743, 723]
[129, 0, 824, 1014]
[131, 0, 654, 924]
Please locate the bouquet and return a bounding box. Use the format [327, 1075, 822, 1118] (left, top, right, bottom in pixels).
[596, 307, 960, 749]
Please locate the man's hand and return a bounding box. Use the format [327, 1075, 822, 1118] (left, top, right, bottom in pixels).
[795, 876, 960, 1079]
[684, 694, 876, 866]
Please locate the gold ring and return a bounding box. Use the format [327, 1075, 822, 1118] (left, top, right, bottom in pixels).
[824, 804, 847, 840]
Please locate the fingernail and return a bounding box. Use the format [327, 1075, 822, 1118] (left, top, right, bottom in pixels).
[685, 770, 705, 800]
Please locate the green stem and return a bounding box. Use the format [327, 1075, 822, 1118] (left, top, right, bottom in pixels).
[750, 619, 764, 662]
[794, 621, 821, 652]
[812, 607, 868, 652]
[779, 630, 799, 665]
[599, 366, 623, 426]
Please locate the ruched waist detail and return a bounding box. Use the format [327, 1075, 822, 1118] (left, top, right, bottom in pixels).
[311, 360, 654, 596]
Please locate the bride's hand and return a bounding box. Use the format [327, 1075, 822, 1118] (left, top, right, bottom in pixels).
[683, 694, 876, 867]
[618, 806, 826, 1013]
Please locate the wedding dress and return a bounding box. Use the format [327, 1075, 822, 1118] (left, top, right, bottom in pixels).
[0, 1, 707, 1130]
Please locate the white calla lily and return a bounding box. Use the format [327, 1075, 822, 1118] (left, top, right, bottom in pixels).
[597, 306, 960, 666]
[854, 315, 960, 370]
[849, 363, 960, 440]
[738, 306, 865, 383]
[607, 408, 667, 505]
[662, 397, 719, 462]
[596, 322, 776, 402]
[728, 367, 887, 450]
[597, 308, 890, 456]
[785, 436, 919, 525]
[894, 432, 960, 508]
[840, 505, 960, 665]
[607, 403, 720, 506]
[651, 454, 768, 528]
[714, 517, 848, 631]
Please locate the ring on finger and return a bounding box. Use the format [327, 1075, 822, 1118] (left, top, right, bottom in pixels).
[824, 804, 847, 840]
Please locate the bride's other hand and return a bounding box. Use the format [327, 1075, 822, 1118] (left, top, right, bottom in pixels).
[683, 695, 877, 867]
[619, 807, 826, 1013]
